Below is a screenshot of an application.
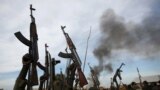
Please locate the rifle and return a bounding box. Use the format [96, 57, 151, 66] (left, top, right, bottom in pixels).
[137, 67, 142, 88]
[37, 44, 49, 90]
[45, 44, 49, 90]
[113, 63, 125, 90]
[59, 26, 88, 87]
[14, 4, 39, 90]
[51, 57, 61, 90]
[88, 63, 100, 89]
[58, 49, 75, 89]
[117, 63, 125, 80]
[49, 52, 53, 90]
[119, 63, 125, 69]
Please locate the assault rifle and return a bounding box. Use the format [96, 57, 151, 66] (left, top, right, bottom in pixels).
[37, 44, 49, 90]
[14, 4, 39, 90]
[51, 58, 61, 90]
[58, 26, 88, 87]
[113, 63, 125, 90]
[88, 63, 100, 89]
[137, 67, 143, 88]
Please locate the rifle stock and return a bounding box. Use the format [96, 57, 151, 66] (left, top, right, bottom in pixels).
[78, 68, 88, 87]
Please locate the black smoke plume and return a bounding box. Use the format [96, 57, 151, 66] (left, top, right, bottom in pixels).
[93, 7, 160, 76]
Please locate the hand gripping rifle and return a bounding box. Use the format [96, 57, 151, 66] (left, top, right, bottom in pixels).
[59, 26, 88, 87]
[14, 4, 39, 89]
[113, 63, 125, 90]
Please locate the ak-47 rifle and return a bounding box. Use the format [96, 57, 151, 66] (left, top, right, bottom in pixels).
[137, 67, 142, 88]
[51, 57, 61, 90]
[59, 26, 88, 87]
[37, 44, 49, 90]
[45, 44, 49, 90]
[14, 4, 39, 90]
[88, 63, 100, 89]
[113, 63, 125, 90]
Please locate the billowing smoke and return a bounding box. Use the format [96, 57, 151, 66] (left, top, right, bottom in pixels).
[93, 8, 160, 76]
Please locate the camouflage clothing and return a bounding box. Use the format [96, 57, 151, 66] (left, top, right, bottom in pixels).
[13, 54, 31, 90]
[13, 65, 29, 90]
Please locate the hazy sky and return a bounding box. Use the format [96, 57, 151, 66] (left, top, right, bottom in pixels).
[0, 0, 160, 90]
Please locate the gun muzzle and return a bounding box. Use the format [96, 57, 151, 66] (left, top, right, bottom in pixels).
[122, 63, 125, 66]
[58, 52, 73, 58]
[78, 68, 88, 87]
[52, 59, 61, 65]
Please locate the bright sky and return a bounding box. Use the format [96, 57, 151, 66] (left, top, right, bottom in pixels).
[0, 0, 160, 90]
